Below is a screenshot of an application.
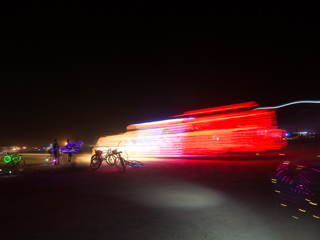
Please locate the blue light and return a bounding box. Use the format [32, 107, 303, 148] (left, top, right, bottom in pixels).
[61, 141, 84, 153]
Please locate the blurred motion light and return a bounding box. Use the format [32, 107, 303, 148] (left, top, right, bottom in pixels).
[96, 101, 287, 157]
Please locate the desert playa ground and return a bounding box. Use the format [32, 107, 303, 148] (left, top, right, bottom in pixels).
[1, 147, 320, 240]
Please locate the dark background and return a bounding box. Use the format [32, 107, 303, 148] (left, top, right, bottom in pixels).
[1, 1, 320, 146]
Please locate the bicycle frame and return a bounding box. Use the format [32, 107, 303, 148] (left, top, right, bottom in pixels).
[3, 153, 25, 174]
[4, 153, 21, 163]
[89, 148, 105, 170]
[111, 149, 126, 172]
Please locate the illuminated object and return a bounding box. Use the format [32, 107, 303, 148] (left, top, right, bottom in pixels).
[4, 155, 11, 163]
[61, 141, 84, 153]
[254, 100, 320, 110]
[272, 161, 320, 220]
[3, 154, 21, 163]
[96, 101, 287, 157]
[274, 162, 315, 196]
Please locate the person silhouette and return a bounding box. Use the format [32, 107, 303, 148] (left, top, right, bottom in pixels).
[66, 139, 73, 162]
[53, 139, 60, 165]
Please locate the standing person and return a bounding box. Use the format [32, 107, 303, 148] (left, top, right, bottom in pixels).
[66, 139, 73, 162]
[53, 139, 60, 165]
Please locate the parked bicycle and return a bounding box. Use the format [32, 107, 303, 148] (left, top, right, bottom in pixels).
[90, 142, 126, 171]
[90, 141, 144, 171]
[90, 148, 104, 170]
[105, 148, 117, 166]
[3, 153, 25, 174]
[123, 158, 144, 168]
[111, 147, 126, 172]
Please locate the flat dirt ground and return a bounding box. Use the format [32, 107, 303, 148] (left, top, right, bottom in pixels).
[1, 154, 320, 240]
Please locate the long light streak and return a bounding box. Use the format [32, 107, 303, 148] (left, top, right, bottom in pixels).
[254, 100, 320, 110]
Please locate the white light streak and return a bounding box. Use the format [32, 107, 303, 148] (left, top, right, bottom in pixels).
[131, 118, 186, 127]
[254, 100, 320, 110]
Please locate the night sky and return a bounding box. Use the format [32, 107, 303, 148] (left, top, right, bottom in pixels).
[1, 1, 320, 147]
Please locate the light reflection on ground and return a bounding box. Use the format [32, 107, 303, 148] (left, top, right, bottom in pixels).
[133, 180, 226, 209]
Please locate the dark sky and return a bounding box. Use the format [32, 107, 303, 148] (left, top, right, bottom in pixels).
[1, 1, 320, 146]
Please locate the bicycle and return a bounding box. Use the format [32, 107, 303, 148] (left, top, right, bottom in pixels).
[90, 142, 126, 171]
[112, 148, 126, 172]
[90, 148, 104, 170]
[110, 141, 126, 171]
[113, 154, 144, 169]
[90, 148, 114, 170]
[105, 148, 118, 166]
[4, 153, 25, 174]
[110, 142, 144, 170]
[119, 149, 144, 168]
[90, 142, 143, 171]
[89, 147, 121, 170]
[45, 152, 64, 165]
[124, 159, 144, 168]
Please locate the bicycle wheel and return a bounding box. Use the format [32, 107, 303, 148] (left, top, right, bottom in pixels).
[45, 155, 53, 165]
[115, 157, 126, 172]
[90, 155, 102, 170]
[106, 155, 116, 166]
[114, 156, 126, 169]
[4, 162, 14, 174]
[16, 159, 25, 171]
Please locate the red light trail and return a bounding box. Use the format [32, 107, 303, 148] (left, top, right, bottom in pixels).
[96, 102, 287, 157]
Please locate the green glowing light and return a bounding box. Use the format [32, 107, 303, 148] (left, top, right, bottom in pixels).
[12, 154, 21, 162]
[4, 155, 11, 163]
